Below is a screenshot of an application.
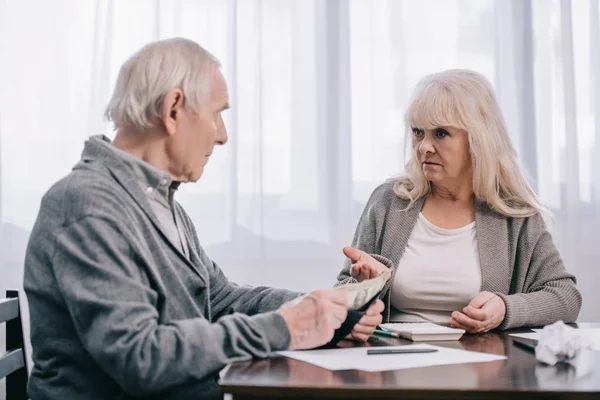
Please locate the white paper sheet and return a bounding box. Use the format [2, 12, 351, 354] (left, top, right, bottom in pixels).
[510, 329, 600, 350]
[277, 344, 506, 372]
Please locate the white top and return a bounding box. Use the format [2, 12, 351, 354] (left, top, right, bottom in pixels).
[390, 212, 481, 323]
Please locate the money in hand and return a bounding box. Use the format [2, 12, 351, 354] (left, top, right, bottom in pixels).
[333, 271, 391, 310]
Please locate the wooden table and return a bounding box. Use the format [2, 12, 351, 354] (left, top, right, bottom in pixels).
[220, 323, 600, 399]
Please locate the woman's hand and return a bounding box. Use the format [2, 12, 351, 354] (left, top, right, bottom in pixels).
[343, 246, 389, 282]
[449, 291, 506, 333]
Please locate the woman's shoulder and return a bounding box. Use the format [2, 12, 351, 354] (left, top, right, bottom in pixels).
[514, 212, 550, 241]
[367, 179, 412, 208]
[476, 199, 549, 238]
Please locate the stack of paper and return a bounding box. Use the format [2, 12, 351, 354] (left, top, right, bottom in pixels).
[277, 344, 506, 372]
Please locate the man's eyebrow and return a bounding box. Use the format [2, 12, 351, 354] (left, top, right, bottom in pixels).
[220, 103, 230, 112]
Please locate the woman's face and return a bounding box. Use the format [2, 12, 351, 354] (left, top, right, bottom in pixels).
[411, 125, 472, 188]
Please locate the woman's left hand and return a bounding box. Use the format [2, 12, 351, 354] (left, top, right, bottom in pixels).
[449, 291, 506, 333]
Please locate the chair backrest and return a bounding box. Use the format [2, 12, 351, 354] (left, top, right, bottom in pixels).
[0, 290, 28, 400]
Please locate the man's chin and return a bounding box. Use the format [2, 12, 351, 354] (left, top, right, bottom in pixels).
[190, 168, 205, 182]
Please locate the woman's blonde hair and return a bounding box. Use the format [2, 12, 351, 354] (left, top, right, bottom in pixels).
[394, 69, 548, 219]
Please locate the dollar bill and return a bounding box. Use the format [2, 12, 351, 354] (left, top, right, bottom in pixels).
[333, 271, 391, 310]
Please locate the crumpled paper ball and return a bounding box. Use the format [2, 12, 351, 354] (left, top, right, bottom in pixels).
[535, 321, 594, 377]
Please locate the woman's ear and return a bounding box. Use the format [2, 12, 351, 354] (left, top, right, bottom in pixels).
[161, 88, 185, 136]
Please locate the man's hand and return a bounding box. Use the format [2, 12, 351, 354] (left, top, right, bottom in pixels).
[347, 299, 384, 342]
[278, 290, 348, 350]
[343, 246, 389, 282]
[449, 291, 506, 333]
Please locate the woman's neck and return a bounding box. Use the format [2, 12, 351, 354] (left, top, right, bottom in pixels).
[429, 182, 474, 208]
[421, 182, 476, 229]
[429, 185, 475, 208]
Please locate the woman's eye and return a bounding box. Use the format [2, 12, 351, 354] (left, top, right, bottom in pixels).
[435, 128, 449, 138]
[412, 127, 423, 137]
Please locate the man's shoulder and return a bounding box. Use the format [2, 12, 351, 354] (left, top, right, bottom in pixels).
[42, 162, 131, 223]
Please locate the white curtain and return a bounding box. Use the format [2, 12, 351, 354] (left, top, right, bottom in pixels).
[1, 1, 599, 365]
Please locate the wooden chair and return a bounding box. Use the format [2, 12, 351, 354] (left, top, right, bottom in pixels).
[1, 291, 28, 400]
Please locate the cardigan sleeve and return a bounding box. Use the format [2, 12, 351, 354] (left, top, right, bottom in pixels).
[335, 184, 394, 287]
[496, 217, 582, 330]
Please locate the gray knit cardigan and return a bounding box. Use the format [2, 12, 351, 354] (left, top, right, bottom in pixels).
[336, 181, 582, 329]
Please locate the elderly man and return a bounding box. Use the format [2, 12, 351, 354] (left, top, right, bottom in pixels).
[23, 38, 384, 400]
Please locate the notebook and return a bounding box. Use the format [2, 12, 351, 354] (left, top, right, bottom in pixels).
[379, 322, 465, 341]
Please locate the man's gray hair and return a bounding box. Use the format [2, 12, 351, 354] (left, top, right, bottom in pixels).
[105, 37, 221, 131]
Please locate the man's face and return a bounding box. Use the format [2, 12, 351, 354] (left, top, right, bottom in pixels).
[168, 68, 229, 182]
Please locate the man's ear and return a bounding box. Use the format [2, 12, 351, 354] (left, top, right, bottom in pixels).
[161, 88, 185, 136]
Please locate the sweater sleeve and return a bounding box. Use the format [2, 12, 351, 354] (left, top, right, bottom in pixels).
[496, 219, 582, 330]
[335, 184, 394, 287]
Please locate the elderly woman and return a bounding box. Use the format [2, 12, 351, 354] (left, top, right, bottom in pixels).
[338, 69, 582, 333]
